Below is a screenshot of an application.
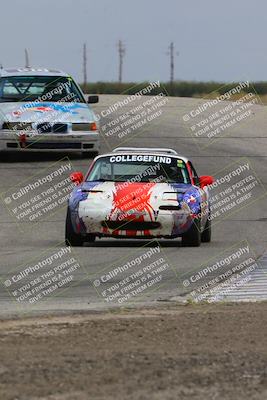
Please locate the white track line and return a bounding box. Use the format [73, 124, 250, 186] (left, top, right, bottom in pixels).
[211, 254, 267, 302]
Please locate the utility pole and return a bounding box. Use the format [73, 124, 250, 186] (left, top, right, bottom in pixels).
[25, 49, 30, 68]
[169, 42, 174, 85]
[118, 40, 125, 83]
[167, 42, 179, 95]
[83, 43, 87, 88]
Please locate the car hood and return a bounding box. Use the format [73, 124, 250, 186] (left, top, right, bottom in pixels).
[0, 102, 96, 123]
[69, 181, 201, 213]
[79, 181, 191, 193]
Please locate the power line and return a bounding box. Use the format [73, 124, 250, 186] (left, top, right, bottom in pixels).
[118, 40, 126, 83]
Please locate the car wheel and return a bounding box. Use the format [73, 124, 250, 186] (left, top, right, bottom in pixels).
[201, 216, 211, 243]
[65, 208, 84, 247]
[86, 234, 96, 243]
[182, 218, 201, 247]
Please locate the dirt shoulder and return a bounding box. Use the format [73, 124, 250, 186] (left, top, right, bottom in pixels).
[1, 302, 267, 400]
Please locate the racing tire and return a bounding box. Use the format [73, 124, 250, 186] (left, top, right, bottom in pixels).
[65, 208, 84, 247]
[86, 234, 96, 243]
[201, 216, 211, 243]
[181, 218, 201, 247]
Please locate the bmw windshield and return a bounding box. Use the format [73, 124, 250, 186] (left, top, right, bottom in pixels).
[0, 76, 85, 103]
[87, 155, 190, 184]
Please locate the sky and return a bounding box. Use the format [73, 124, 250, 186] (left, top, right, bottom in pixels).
[0, 0, 266, 83]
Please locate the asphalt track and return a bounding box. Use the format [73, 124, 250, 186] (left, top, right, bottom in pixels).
[0, 95, 266, 317]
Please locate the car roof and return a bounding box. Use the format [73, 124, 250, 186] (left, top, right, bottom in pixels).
[0, 67, 69, 78]
[95, 147, 189, 163]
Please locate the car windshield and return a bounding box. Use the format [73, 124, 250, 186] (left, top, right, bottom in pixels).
[86, 155, 190, 184]
[0, 76, 85, 103]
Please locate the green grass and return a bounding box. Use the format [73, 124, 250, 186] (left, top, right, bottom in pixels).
[81, 80, 267, 101]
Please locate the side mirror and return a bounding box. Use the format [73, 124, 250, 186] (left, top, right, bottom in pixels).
[199, 175, 214, 189]
[70, 171, 84, 185]
[87, 95, 99, 104]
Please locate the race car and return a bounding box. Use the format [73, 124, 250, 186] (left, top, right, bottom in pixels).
[0, 67, 99, 155]
[65, 148, 214, 247]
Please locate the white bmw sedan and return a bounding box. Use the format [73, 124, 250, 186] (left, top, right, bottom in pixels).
[0, 67, 100, 156]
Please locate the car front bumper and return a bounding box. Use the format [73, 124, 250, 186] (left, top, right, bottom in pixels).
[0, 130, 100, 152]
[75, 202, 194, 238]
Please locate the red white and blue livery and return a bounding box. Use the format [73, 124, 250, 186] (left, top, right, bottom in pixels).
[65, 148, 214, 246]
